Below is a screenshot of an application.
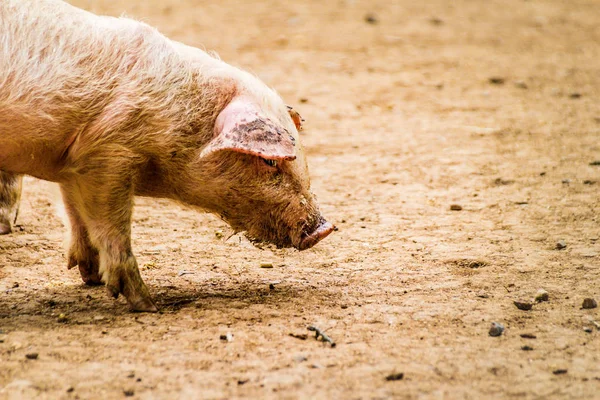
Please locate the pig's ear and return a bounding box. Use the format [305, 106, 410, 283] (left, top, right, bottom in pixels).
[200, 98, 297, 160]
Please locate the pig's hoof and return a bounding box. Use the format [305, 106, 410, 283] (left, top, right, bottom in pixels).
[106, 285, 158, 312]
[0, 221, 12, 235]
[68, 254, 103, 285]
[80, 269, 103, 286]
[106, 263, 159, 312]
[128, 297, 159, 313]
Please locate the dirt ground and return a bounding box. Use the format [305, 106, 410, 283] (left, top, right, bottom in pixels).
[1, 0, 600, 398]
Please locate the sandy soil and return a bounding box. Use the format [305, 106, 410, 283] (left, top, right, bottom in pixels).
[1, 0, 600, 398]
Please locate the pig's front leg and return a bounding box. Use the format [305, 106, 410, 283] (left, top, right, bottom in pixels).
[0, 171, 22, 235]
[62, 174, 157, 312]
[60, 186, 103, 285]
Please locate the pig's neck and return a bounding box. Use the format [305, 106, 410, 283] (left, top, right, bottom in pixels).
[130, 78, 238, 199]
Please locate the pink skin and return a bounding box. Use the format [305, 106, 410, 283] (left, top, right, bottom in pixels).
[299, 219, 335, 251]
[201, 97, 297, 161]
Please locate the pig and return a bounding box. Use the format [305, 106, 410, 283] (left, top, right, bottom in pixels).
[0, 0, 334, 311]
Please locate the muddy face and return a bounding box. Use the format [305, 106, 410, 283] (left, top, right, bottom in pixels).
[183, 96, 333, 250]
[190, 151, 333, 250]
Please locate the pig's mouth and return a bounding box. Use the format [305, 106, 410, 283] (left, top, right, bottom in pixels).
[297, 217, 335, 251]
[231, 209, 334, 251]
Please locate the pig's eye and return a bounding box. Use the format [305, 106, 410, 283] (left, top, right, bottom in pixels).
[261, 158, 277, 168]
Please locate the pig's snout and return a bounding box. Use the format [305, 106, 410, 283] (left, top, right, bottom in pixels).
[297, 217, 334, 251]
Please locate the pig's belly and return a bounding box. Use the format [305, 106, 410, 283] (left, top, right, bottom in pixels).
[0, 133, 66, 182]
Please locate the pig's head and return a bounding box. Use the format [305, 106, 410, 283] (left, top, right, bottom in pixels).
[187, 95, 333, 250]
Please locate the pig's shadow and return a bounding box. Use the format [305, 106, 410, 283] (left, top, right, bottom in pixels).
[156, 283, 329, 312]
[0, 280, 340, 323]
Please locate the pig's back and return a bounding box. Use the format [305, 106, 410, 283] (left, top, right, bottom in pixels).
[0, 0, 169, 115]
[1, 0, 106, 104]
[0, 0, 185, 178]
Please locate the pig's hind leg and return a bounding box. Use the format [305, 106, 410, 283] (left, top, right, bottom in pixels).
[0, 171, 23, 235]
[62, 170, 157, 312]
[60, 186, 103, 285]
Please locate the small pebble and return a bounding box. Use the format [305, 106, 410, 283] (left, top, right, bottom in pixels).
[299, 98, 309, 103]
[555, 240, 567, 250]
[514, 81, 528, 89]
[214, 230, 224, 239]
[123, 389, 135, 397]
[289, 333, 308, 340]
[583, 180, 596, 185]
[269, 283, 275, 290]
[583, 327, 593, 333]
[582, 298, 598, 309]
[534, 289, 549, 302]
[562, 179, 571, 184]
[494, 178, 514, 185]
[220, 332, 234, 342]
[514, 301, 533, 311]
[569, 93, 581, 99]
[364, 13, 378, 24]
[293, 355, 308, 363]
[385, 373, 404, 381]
[25, 352, 38, 360]
[589, 161, 600, 166]
[521, 345, 534, 351]
[553, 369, 568, 375]
[489, 77, 505, 85]
[260, 262, 274, 269]
[450, 204, 463, 211]
[237, 379, 249, 385]
[520, 333, 537, 339]
[66, 387, 74, 393]
[489, 322, 504, 337]
[429, 17, 443, 26]
[57, 313, 68, 323]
